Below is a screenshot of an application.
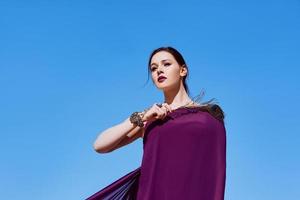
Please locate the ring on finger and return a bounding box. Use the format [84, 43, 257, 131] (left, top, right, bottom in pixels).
[156, 103, 163, 108]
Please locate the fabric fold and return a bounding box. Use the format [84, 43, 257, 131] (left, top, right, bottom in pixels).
[86, 167, 141, 200]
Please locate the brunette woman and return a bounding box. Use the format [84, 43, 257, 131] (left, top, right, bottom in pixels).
[87, 46, 226, 200]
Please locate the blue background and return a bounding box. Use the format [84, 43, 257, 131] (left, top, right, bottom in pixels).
[0, 0, 299, 199]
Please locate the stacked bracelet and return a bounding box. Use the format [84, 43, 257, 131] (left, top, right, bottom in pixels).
[129, 111, 144, 127]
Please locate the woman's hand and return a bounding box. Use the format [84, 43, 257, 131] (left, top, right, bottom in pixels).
[142, 103, 173, 123]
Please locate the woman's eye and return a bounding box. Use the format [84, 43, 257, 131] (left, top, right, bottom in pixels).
[151, 67, 156, 71]
[164, 63, 171, 66]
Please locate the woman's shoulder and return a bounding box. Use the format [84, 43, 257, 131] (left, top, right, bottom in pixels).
[197, 103, 225, 123]
[187, 90, 225, 123]
[183, 102, 225, 124]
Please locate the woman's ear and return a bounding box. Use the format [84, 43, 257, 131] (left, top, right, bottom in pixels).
[180, 65, 188, 77]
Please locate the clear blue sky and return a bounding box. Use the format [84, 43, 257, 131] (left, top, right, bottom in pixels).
[0, 1, 299, 199]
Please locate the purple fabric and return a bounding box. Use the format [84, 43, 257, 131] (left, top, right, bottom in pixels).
[86, 106, 226, 200]
[86, 167, 141, 200]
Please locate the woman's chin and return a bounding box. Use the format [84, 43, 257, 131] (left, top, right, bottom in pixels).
[156, 84, 173, 91]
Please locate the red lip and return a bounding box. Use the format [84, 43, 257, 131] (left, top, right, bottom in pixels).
[157, 76, 167, 82]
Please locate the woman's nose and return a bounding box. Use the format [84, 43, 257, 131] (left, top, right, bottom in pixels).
[157, 66, 164, 74]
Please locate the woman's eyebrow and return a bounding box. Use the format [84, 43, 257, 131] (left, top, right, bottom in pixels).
[151, 59, 171, 66]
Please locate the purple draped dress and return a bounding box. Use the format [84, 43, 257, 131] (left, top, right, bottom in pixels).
[87, 106, 226, 200]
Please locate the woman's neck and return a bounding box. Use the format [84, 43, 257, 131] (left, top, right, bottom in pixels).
[163, 87, 193, 109]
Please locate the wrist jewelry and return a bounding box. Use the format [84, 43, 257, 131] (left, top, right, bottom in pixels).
[130, 111, 144, 127]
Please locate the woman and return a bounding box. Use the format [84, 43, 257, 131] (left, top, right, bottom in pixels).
[87, 46, 226, 200]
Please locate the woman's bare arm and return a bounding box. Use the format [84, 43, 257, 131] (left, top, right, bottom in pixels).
[93, 103, 172, 153]
[105, 124, 145, 153]
[93, 116, 145, 153]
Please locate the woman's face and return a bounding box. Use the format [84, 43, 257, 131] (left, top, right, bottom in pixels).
[150, 51, 187, 90]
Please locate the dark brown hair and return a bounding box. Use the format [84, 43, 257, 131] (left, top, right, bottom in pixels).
[143, 46, 225, 123]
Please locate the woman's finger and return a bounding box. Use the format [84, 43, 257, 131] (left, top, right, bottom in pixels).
[162, 103, 172, 113]
[152, 106, 162, 118]
[159, 106, 169, 119]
